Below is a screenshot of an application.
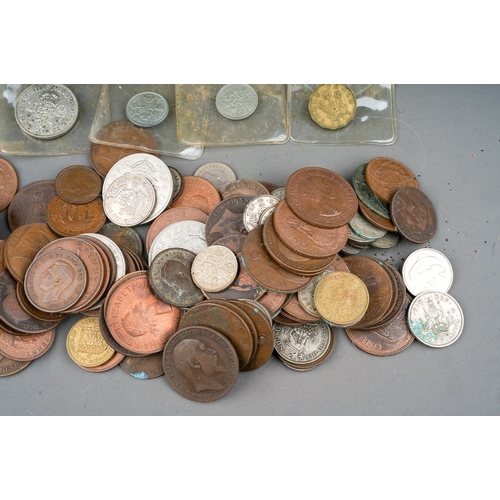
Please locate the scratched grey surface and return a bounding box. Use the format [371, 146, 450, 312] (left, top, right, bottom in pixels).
[1, 84, 499, 416]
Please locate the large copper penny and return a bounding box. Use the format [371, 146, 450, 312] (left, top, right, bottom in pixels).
[220, 178, 269, 199]
[241, 226, 312, 294]
[390, 186, 437, 243]
[0, 354, 30, 377]
[258, 290, 288, 316]
[105, 272, 182, 355]
[15, 281, 66, 323]
[169, 176, 221, 215]
[0, 240, 5, 273]
[285, 166, 358, 228]
[4, 222, 59, 283]
[0, 325, 55, 361]
[272, 199, 349, 258]
[282, 294, 322, 323]
[7, 180, 56, 231]
[0, 157, 18, 212]
[90, 120, 159, 178]
[55, 165, 102, 205]
[46, 195, 106, 236]
[120, 352, 165, 379]
[364, 157, 419, 203]
[358, 199, 397, 233]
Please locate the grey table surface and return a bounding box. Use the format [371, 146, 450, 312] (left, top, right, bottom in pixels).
[1, 84, 498, 416]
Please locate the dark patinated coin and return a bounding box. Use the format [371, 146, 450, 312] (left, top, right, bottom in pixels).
[99, 223, 144, 259]
[55, 165, 102, 205]
[358, 199, 396, 233]
[220, 179, 269, 199]
[352, 163, 391, 219]
[120, 352, 165, 379]
[163, 326, 239, 402]
[390, 186, 437, 243]
[0, 354, 30, 377]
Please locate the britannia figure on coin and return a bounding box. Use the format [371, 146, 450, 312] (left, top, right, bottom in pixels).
[40, 261, 75, 303]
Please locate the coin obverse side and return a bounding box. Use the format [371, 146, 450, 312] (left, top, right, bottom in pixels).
[126, 91, 169, 128]
[308, 84, 357, 130]
[215, 84, 259, 120]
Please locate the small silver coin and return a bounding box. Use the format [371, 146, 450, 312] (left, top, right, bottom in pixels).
[349, 211, 387, 241]
[370, 232, 400, 249]
[81, 233, 127, 281]
[215, 84, 258, 120]
[191, 245, 238, 293]
[15, 84, 79, 140]
[408, 291, 463, 348]
[297, 270, 333, 318]
[125, 91, 169, 128]
[193, 162, 236, 191]
[243, 195, 280, 232]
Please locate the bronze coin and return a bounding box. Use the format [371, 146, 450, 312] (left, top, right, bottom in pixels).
[90, 120, 159, 178]
[272, 199, 349, 259]
[120, 352, 165, 379]
[282, 294, 322, 323]
[55, 165, 102, 205]
[258, 290, 288, 316]
[0, 240, 5, 273]
[345, 294, 414, 356]
[15, 281, 66, 323]
[358, 199, 397, 233]
[169, 176, 221, 215]
[146, 207, 208, 253]
[163, 326, 239, 402]
[241, 226, 312, 294]
[7, 180, 56, 231]
[105, 272, 182, 355]
[390, 186, 437, 243]
[220, 178, 269, 199]
[343, 255, 394, 329]
[204, 196, 253, 246]
[4, 222, 59, 283]
[99, 223, 144, 257]
[179, 299, 255, 369]
[285, 166, 358, 228]
[364, 157, 419, 203]
[0, 325, 55, 361]
[24, 248, 87, 313]
[0, 157, 18, 212]
[0, 354, 30, 377]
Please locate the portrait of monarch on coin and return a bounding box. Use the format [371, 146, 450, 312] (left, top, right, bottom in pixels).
[173, 338, 226, 393]
[40, 260, 75, 303]
[302, 178, 340, 218]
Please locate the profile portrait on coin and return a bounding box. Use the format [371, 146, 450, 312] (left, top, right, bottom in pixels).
[40, 260, 75, 303]
[173, 338, 226, 393]
[160, 259, 192, 294]
[302, 178, 340, 217]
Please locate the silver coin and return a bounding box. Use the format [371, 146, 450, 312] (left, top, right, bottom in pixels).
[215, 84, 258, 120]
[402, 248, 453, 296]
[408, 291, 463, 347]
[125, 91, 169, 128]
[270, 187, 286, 200]
[370, 232, 400, 249]
[258, 205, 276, 226]
[297, 270, 333, 318]
[81, 233, 127, 281]
[169, 166, 183, 201]
[15, 84, 79, 140]
[193, 162, 236, 191]
[347, 228, 373, 245]
[243, 195, 280, 232]
[148, 220, 207, 265]
[191, 245, 238, 293]
[349, 211, 386, 241]
[102, 153, 173, 224]
[340, 242, 361, 255]
[103, 174, 156, 226]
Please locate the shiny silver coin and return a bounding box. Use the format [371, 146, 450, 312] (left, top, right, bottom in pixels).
[408, 290, 463, 347]
[125, 91, 169, 128]
[15, 84, 79, 140]
[243, 195, 280, 232]
[402, 248, 453, 296]
[193, 162, 236, 191]
[215, 84, 258, 120]
[191, 245, 238, 293]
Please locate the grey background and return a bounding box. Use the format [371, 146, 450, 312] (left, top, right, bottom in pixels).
[1, 84, 498, 416]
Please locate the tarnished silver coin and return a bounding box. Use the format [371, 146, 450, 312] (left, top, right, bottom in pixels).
[370, 232, 400, 249]
[15, 84, 79, 140]
[243, 195, 280, 232]
[102, 153, 173, 224]
[402, 248, 453, 296]
[191, 245, 238, 293]
[126, 91, 169, 128]
[169, 166, 183, 201]
[103, 174, 155, 226]
[349, 211, 387, 241]
[193, 162, 237, 191]
[258, 205, 276, 226]
[81, 233, 127, 281]
[148, 220, 207, 265]
[408, 291, 463, 348]
[215, 84, 258, 120]
[297, 270, 333, 318]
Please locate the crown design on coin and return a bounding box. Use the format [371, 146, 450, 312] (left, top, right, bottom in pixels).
[39, 90, 61, 106]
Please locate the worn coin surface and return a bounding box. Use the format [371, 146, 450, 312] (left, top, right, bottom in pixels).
[0, 324, 55, 361]
[243, 195, 280, 232]
[220, 179, 269, 200]
[55, 165, 102, 205]
[120, 352, 165, 379]
[169, 176, 221, 215]
[215, 84, 258, 120]
[99, 223, 143, 258]
[349, 211, 387, 241]
[191, 245, 238, 293]
[126, 91, 169, 127]
[308, 84, 357, 130]
[15, 84, 79, 140]
[0, 354, 30, 377]
[0, 157, 18, 212]
[194, 162, 236, 191]
[352, 163, 391, 219]
[358, 200, 396, 233]
[163, 326, 239, 402]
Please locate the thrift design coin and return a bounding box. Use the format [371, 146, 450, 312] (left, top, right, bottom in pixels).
[308, 84, 356, 130]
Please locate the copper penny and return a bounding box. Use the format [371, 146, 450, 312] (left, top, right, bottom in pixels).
[358, 199, 397, 233]
[163, 326, 239, 402]
[0, 157, 18, 212]
[169, 176, 221, 215]
[204, 196, 253, 246]
[24, 248, 87, 313]
[7, 180, 56, 231]
[55, 165, 102, 205]
[4, 222, 59, 283]
[90, 120, 159, 178]
[120, 352, 165, 379]
[272, 199, 349, 259]
[0, 240, 5, 273]
[364, 157, 419, 203]
[285, 166, 358, 228]
[15, 281, 66, 323]
[220, 178, 269, 199]
[105, 272, 182, 355]
[0, 354, 30, 377]
[0, 325, 55, 361]
[258, 290, 288, 316]
[241, 226, 312, 294]
[282, 294, 322, 323]
[390, 186, 437, 243]
[343, 255, 394, 329]
[345, 294, 414, 356]
[99, 223, 143, 258]
[146, 207, 208, 254]
[46, 195, 106, 237]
